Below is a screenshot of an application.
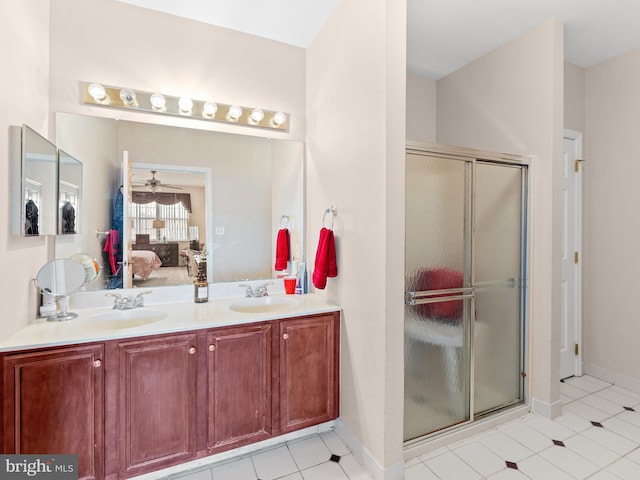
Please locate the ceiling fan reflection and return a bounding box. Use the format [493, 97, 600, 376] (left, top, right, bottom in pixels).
[132, 170, 183, 193]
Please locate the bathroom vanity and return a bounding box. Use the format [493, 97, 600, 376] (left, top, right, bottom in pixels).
[0, 295, 340, 480]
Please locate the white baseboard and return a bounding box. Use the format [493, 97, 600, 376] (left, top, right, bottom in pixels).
[531, 397, 563, 419]
[130, 421, 337, 480]
[334, 419, 404, 480]
[584, 363, 640, 394]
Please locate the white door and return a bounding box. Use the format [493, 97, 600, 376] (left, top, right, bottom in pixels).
[122, 150, 132, 288]
[560, 131, 583, 379]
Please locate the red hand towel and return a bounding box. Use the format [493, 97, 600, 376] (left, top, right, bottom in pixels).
[274, 228, 290, 271]
[327, 229, 337, 278]
[103, 229, 119, 274]
[313, 228, 338, 289]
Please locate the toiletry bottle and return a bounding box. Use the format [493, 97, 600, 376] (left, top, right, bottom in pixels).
[299, 262, 308, 294]
[290, 259, 298, 283]
[194, 261, 208, 303]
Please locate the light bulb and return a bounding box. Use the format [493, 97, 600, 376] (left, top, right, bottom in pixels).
[227, 105, 242, 121]
[202, 101, 218, 118]
[178, 96, 193, 114]
[150, 93, 166, 110]
[272, 111, 287, 127]
[88, 83, 106, 101]
[250, 108, 264, 123]
[119, 88, 137, 106]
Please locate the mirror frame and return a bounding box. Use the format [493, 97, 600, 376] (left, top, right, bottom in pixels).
[126, 161, 213, 286]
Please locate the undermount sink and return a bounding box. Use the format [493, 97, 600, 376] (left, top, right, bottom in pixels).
[84, 309, 167, 330]
[229, 296, 297, 313]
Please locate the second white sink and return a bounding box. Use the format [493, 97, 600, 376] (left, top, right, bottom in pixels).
[229, 296, 297, 314]
[85, 309, 168, 330]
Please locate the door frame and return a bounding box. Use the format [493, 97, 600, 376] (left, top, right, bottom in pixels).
[561, 129, 584, 378]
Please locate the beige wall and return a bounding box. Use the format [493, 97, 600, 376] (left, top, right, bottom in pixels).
[406, 73, 437, 143]
[437, 20, 565, 411]
[565, 62, 586, 134]
[306, 0, 406, 476]
[49, 0, 306, 141]
[583, 48, 640, 386]
[0, 0, 306, 332]
[0, 0, 52, 336]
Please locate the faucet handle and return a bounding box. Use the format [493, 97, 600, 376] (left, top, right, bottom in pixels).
[254, 281, 274, 297]
[105, 292, 123, 309]
[239, 283, 254, 297]
[134, 290, 152, 307]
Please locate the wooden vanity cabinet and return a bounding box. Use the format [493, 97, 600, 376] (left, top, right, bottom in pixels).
[279, 312, 339, 433]
[115, 333, 198, 478]
[1, 344, 105, 480]
[1, 310, 339, 480]
[205, 323, 273, 453]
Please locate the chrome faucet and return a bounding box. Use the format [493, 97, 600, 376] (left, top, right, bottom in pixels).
[239, 282, 273, 298]
[106, 290, 152, 309]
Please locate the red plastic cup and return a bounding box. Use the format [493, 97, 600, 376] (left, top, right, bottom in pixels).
[284, 276, 297, 294]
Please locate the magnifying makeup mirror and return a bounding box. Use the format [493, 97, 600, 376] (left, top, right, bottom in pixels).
[35, 258, 87, 321]
[70, 253, 101, 283]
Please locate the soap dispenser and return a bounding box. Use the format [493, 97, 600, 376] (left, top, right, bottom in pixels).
[194, 261, 208, 303]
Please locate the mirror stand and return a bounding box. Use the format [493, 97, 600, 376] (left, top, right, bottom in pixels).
[50, 295, 78, 322]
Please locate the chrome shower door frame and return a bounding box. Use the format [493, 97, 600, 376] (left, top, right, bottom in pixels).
[404, 141, 530, 445]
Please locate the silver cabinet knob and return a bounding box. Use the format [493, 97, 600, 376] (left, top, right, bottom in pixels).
[283, 333, 289, 340]
[209, 344, 216, 352]
[93, 359, 102, 368]
[188, 346, 196, 354]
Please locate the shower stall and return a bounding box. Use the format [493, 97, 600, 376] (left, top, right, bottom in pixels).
[404, 142, 529, 443]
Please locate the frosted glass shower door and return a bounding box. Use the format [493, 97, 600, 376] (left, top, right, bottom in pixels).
[404, 147, 527, 443]
[404, 153, 472, 440]
[473, 162, 525, 415]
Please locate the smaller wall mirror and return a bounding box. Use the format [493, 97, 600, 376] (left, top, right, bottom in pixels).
[12, 125, 58, 236]
[58, 149, 82, 234]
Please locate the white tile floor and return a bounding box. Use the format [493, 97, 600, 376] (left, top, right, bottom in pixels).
[166, 376, 640, 480]
[406, 375, 640, 480]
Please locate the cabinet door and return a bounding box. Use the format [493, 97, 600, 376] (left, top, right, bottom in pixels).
[117, 333, 197, 477]
[2, 344, 104, 480]
[206, 323, 272, 453]
[279, 313, 339, 433]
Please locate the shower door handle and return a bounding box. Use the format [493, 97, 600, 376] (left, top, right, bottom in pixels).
[405, 287, 474, 306]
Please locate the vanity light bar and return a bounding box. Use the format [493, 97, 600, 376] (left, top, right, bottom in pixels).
[81, 82, 290, 132]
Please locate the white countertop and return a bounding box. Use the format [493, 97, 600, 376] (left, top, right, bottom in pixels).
[0, 294, 340, 353]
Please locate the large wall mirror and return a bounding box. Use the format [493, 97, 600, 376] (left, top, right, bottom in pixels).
[55, 112, 304, 291]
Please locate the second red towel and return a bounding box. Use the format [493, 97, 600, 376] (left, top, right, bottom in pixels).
[274, 228, 290, 271]
[312, 227, 337, 289]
